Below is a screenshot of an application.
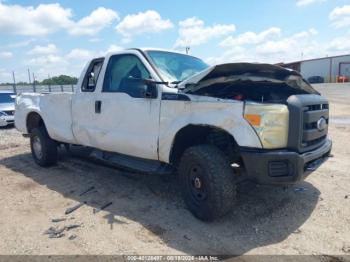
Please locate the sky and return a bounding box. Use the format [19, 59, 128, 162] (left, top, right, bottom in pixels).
[0, 0, 350, 82]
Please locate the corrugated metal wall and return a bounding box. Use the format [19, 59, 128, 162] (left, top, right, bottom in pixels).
[300, 55, 350, 82]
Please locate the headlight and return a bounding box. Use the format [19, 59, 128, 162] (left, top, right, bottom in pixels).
[244, 103, 289, 149]
[0, 111, 7, 117]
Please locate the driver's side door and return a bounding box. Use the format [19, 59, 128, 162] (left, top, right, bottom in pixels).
[88, 54, 161, 160]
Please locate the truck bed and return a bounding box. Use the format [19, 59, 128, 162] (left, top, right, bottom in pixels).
[15, 92, 78, 144]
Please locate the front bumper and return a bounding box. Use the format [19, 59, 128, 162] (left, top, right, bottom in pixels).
[240, 139, 332, 185]
[0, 115, 14, 127]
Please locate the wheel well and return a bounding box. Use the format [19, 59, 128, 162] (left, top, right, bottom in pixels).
[26, 112, 44, 133]
[170, 125, 240, 165]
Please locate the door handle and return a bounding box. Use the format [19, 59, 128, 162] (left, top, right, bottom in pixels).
[95, 100, 102, 114]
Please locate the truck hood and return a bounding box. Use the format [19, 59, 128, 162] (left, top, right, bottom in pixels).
[178, 63, 318, 95]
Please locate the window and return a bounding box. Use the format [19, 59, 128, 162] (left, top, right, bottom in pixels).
[103, 54, 152, 98]
[82, 58, 104, 92]
[0, 93, 15, 103]
[146, 51, 209, 83]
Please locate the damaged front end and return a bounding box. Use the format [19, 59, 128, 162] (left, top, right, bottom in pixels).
[178, 63, 321, 150]
[179, 63, 319, 103]
[178, 63, 331, 184]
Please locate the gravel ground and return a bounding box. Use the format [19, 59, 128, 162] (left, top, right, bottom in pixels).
[0, 84, 349, 256]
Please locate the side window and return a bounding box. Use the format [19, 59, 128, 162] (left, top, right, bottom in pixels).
[82, 58, 104, 92]
[103, 54, 152, 97]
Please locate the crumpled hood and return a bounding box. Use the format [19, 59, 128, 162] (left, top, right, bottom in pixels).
[178, 63, 316, 94]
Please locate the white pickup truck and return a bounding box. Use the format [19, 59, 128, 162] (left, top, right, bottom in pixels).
[15, 48, 332, 221]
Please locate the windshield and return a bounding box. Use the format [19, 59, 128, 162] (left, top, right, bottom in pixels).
[0, 93, 15, 103]
[146, 51, 209, 83]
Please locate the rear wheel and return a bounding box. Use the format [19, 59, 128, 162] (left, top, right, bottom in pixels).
[30, 127, 58, 167]
[178, 145, 236, 221]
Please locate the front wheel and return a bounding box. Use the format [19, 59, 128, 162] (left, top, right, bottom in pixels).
[178, 145, 236, 221]
[30, 127, 58, 167]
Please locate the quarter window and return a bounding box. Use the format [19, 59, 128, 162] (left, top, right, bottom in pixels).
[82, 58, 104, 92]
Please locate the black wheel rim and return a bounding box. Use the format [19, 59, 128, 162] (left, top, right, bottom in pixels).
[187, 164, 207, 202]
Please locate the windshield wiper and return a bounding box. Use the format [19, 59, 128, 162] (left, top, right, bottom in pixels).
[138, 78, 182, 87]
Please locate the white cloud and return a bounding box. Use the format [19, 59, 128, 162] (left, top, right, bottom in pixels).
[0, 68, 11, 79]
[24, 45, 125, 81]
[0, 2, 72, 36]
[116, 10, 173, 42]
[220, 27, 281, 47]
[65, 48, 95, 60]
[69, 7, 119, 36]
[105, 45, 123, 54]
[1, 39, 36, 49]
[0, 51, 13, 58]
[0, 2, 119, 36]
[208, 28, 322, 65]
[256, 28, 318, 55]
[296, 0, 325, 7]
[329, 5, 350, 28]
[174, 17, 236, 48]
[28, 55, 67, 67]
[327, 33, 350, 51]
[27, 44, 58, 55]
[26, 50, 88, 81]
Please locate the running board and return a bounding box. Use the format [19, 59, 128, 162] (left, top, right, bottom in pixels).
[90, 150, 175, 175]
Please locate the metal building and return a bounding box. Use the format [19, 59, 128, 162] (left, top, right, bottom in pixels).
[279, 54, 350, 83]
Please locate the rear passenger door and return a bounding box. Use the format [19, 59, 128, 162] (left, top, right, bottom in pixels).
[74, 52, 161, 160]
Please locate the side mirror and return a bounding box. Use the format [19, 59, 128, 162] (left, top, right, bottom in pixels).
[124, 77, 158, 98]
[87, 72, 96, 89]
[143, 82, 157, 98]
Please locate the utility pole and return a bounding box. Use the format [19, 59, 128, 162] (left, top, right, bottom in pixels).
[48, 74, 51, 92]
[12, 71, 17, 94]
[32, 72, 36, 93]
[185, 46, 190, 55]
[27, 68, 31, 84]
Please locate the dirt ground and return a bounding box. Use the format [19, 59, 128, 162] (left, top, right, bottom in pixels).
[0, 83, 349, 256]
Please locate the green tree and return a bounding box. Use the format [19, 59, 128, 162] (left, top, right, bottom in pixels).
[41, 75, 78, 85]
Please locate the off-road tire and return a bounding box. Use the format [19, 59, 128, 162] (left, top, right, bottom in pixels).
[178, 145, 236, 221]
[30, 126, 58, 167]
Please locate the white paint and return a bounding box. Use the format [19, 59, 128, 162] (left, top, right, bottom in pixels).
[72, 50, 163, 159]
[0, 115, 13, 127]
[15, 92, 77, 144]
[15, 49, 262, 164]
[158, 94, 262, 162]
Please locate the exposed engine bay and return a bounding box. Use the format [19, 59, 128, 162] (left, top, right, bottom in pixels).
[180, 63, 319, 103]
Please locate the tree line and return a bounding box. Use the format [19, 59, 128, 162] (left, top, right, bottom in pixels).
[0, 75, 78, 85]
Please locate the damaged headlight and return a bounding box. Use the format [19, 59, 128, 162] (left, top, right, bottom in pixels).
[244, 103, 289, 149]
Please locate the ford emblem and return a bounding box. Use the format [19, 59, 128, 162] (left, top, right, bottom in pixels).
[317, 117, 327, 131]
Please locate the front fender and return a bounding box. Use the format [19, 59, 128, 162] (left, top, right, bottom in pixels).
[158, 95, 262, 163]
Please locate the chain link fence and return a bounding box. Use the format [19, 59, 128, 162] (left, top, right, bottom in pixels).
[0, 84, 76, 94]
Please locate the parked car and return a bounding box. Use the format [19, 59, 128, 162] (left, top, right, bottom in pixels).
[308, 76, 324, 84]
[15, 48, 332, 221]
[336, 76, 349, 83]
[0, 90, 16, 127]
